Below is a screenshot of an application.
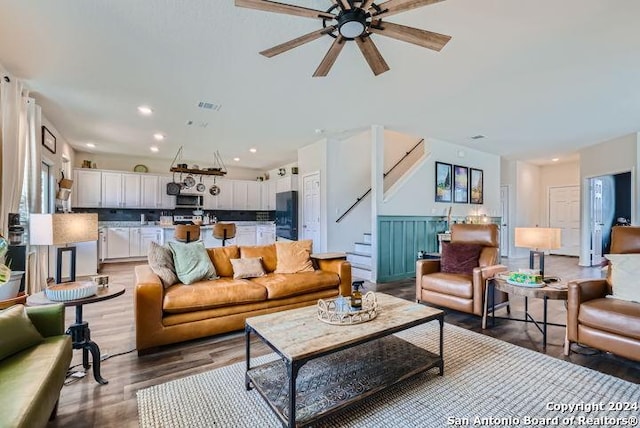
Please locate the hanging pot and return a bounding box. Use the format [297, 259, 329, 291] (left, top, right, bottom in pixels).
[183, 174, 196, 189]
[209, 184, 221, 196]
[167, 181, 181, 195]
[195, 176, 205, 192]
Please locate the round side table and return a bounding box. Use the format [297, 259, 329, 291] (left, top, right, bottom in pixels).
[28, 283, 125, 385]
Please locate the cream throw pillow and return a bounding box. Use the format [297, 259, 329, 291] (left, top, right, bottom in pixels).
[274, 240, 314, 274]
[604, 254, 640, 303]
[230, 257, 265, 279]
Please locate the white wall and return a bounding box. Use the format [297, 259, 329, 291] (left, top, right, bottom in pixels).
[578, 133, 639, 265]
[298, 139, 328, 252]
[380, 139, 502, 218]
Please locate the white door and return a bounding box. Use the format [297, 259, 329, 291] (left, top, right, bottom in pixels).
[500, 185, 509, 258]
[549, 186, 580, 256]
[591, 178, 604, 266]
[302, 173, 321, 251]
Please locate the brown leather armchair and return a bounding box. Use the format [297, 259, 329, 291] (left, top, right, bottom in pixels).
[565, 226, 640, 361]
[416, 223, 507, 316]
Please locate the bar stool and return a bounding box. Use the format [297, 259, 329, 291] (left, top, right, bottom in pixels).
[174, 224, 200, 243]
[213, 223, 236, 247]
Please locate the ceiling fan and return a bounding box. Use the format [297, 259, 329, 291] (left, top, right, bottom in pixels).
[235, 0, 452, 77]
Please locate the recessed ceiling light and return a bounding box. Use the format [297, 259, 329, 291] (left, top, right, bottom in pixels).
[86, 143, 95, 148]
[137, 105, 153, 116]
[249, 148, 257, 153]
[233, 157, 240, 162]
[153, 133, 165, 141]
[150, 146, 159, 153]
[552, 158, 559, 162]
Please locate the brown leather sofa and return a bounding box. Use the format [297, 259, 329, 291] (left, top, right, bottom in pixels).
[416, 223, 507, 317]
[135, 244, 351, 354]
[565, 226, 640, 361]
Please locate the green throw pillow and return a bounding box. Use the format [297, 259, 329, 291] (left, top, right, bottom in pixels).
[168, 241, 218, 285]
[0, 304, 45, 361]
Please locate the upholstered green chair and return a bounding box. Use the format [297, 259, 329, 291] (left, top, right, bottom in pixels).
[0, 304, 72, 427]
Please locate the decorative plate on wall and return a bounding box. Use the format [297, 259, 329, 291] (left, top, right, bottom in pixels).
[133, 164, 149, 173]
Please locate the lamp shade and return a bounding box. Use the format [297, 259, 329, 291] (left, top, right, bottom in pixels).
[29, 213, 98, 245]
[514, 227, 561, 250]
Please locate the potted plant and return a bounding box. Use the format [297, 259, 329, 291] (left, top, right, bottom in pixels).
[0, 234, 24, 300]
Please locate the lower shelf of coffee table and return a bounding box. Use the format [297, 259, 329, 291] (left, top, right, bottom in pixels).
[247, 334, 442, 427]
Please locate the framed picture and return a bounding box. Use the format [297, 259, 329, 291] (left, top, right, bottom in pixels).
[470, 168, 484, 204]
[42, 126, 56, 154]
[435, 162, 452, 202]
[453, 165, 469, 203]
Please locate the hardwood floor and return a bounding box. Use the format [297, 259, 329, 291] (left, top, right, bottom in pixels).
[48, 256, 639, 427]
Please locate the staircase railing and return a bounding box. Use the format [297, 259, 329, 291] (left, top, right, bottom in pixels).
[335, 139, 424, 223]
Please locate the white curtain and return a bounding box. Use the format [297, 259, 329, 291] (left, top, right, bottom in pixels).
[0, 74, 26, 236]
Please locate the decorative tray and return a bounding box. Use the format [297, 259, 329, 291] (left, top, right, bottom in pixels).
[317, 291, 378, 325]
[45, 281, 97, 302]
[506, 279, 545, 288]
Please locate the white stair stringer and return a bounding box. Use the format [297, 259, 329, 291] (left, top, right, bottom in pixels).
[383, 150, 430, 202]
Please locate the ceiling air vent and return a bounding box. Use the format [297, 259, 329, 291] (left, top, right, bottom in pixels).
[197, 101, 221, 111]
[471, 135, 486, 140]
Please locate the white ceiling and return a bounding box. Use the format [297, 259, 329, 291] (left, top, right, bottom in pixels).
[1, 0, 639, 170]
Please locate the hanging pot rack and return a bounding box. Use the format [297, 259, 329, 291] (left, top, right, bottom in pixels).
[169, 146, 227, 177]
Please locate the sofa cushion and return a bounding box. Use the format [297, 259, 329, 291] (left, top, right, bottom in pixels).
[604, 254, 640, 303]
[169, 241, 218, 285]
[0, 335, 72, 428]
[0, 305, 44, 361]
[274, 240, 314, 274]
[163, 278, 268, 313]
[250, 270, 339, 299]
[230, 257, 266, 279]
[147, 241, 178, 288]
[421, 272, 473, 299]
[578, 298, 640, 340]
[240, 244, 277, 273]
[440, 242, 483, 275]
[207, 245, 240, 278]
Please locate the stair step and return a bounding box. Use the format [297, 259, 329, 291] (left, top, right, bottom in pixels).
[354, 242, 371, 254]
[363, 233, 372, 244]
[352, 266, 372, 281]
[346, 252, 372, 267]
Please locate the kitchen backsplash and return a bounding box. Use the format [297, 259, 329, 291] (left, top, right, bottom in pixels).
[73, 208, 275, 222]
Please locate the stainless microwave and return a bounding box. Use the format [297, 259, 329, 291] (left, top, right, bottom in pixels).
[175, 193, 203, 208]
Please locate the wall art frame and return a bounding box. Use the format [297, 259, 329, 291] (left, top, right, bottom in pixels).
[435, 161, 452, 203]
[42, 126, 56, 154]
[453, 165, 469, 203]
[470, 168, 484, 204]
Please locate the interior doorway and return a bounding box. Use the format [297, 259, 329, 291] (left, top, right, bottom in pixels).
[301, 172, 321, 251]
[588, 171, 631, 266]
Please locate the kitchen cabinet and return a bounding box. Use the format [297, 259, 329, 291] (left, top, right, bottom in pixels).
[102, 172, 141, 208]
[129, 228, 142, 257]
[132, 227, 161, 256]
[204, 178, 233, 210]
[73, 169, 102, 207]
[158, 176, 176, 209]
[232, 181, 261, 210]
[257, 224, 276, 245]
[235, 225, 257, 246]
[260, 180, 277, 210]
[106, 227, 130, 259]
[98, 228, 107, 263]
[276, 176, 298, 193]
[140, 175, 159, 208]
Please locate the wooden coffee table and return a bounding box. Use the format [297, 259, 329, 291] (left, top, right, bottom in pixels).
[483, 277, 568, 347]
[245, 293, 444, 427]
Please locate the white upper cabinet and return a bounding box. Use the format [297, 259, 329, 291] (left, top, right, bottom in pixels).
[247, 181, 261, 210]
[73, 169, 102, 207]
[102, 172, 141, 208]
[260, 180, 277, 210]
[158, 175, 176, 209]
[140, 175, 159, 208]
[276, 176, 298, 193]
[122, 174, 141, 208]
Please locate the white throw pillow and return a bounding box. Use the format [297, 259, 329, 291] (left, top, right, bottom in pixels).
[604, 254, 640, 303]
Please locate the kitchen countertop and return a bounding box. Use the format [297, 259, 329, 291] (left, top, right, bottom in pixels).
[99, 221, 275, 229]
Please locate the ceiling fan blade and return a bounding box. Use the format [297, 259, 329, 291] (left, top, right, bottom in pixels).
[260, 26, 336, 57]
[369, 20, 451, 51]
[355, 36, 390, 76]
[360, 0, 376, 11]
[338, 0, 352, 10]
[313, 36, 346, 77]
[235, 0, 336, 20]
[374, 0, 445, 19]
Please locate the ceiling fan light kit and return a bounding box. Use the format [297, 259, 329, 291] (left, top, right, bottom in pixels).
[235, 0, 452, 77]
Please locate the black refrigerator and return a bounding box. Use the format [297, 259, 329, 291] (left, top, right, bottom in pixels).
[275, 191, 298, 240]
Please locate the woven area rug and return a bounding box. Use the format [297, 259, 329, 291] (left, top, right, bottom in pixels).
[137, 323, 639, 427]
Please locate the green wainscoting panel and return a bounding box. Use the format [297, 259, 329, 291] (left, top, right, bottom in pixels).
[376, 216, 501, 283]
[377, 216, 446, 283]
